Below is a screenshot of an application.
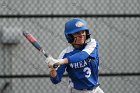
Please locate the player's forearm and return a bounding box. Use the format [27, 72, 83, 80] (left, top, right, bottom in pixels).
[59, 58, 68, 64]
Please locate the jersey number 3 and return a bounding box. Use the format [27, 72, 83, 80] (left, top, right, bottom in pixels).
[83, 67, 91, 78]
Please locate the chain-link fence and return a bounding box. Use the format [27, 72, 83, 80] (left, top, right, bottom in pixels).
[0, 0, 140, 93]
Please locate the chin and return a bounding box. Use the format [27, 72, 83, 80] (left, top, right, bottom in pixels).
[79, 42, 85, 45]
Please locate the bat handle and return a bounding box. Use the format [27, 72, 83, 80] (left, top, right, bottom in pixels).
[41, 49, 48, 58]
[44, 53, 48, 58]
[53, 63, 59, 68]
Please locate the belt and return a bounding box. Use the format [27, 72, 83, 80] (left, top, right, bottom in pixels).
[78, 84, 100, 91]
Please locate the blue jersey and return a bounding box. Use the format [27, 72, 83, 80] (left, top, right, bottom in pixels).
[50, 39, 99, 90]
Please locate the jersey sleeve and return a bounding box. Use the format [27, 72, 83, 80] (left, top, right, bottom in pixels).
[67, 39, 97, 63]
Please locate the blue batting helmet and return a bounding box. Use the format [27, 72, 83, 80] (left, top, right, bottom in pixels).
[64, 18, 90, 43]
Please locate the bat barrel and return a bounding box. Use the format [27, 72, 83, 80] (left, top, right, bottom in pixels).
[23, 31, 28, 36]
[23, 32, 58, 68]
[23, 31, 42, 51]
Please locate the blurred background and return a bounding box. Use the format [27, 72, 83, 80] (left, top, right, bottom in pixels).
[0, 0, 140, 93]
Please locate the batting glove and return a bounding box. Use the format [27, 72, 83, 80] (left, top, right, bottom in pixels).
[45, 56, 64, 69]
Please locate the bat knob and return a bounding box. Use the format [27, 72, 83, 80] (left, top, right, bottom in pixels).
[53, 63, 59, 68]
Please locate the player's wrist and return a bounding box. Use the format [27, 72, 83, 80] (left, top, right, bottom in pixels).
[50, 68, 56, 71]
[58, 58, 68, 64]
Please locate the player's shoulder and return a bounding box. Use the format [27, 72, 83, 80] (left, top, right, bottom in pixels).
[90, 38, 99, 45]
[90, 38, 99, 42]
[62, 46, 74, 53]
[90, 38, 96, 42]
[58, 46, 74, 59]
[85, 38, 99, 49]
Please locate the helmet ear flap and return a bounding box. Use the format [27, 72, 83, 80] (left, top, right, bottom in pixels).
[67, 34, 74, 43]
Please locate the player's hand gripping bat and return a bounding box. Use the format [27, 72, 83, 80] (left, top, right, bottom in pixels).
[23, 31, 59, 68]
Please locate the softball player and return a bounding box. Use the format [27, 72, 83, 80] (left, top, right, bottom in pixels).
[46, 18, 104, 93]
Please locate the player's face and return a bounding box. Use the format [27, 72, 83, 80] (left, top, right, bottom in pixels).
[72, 30, 86, 46]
